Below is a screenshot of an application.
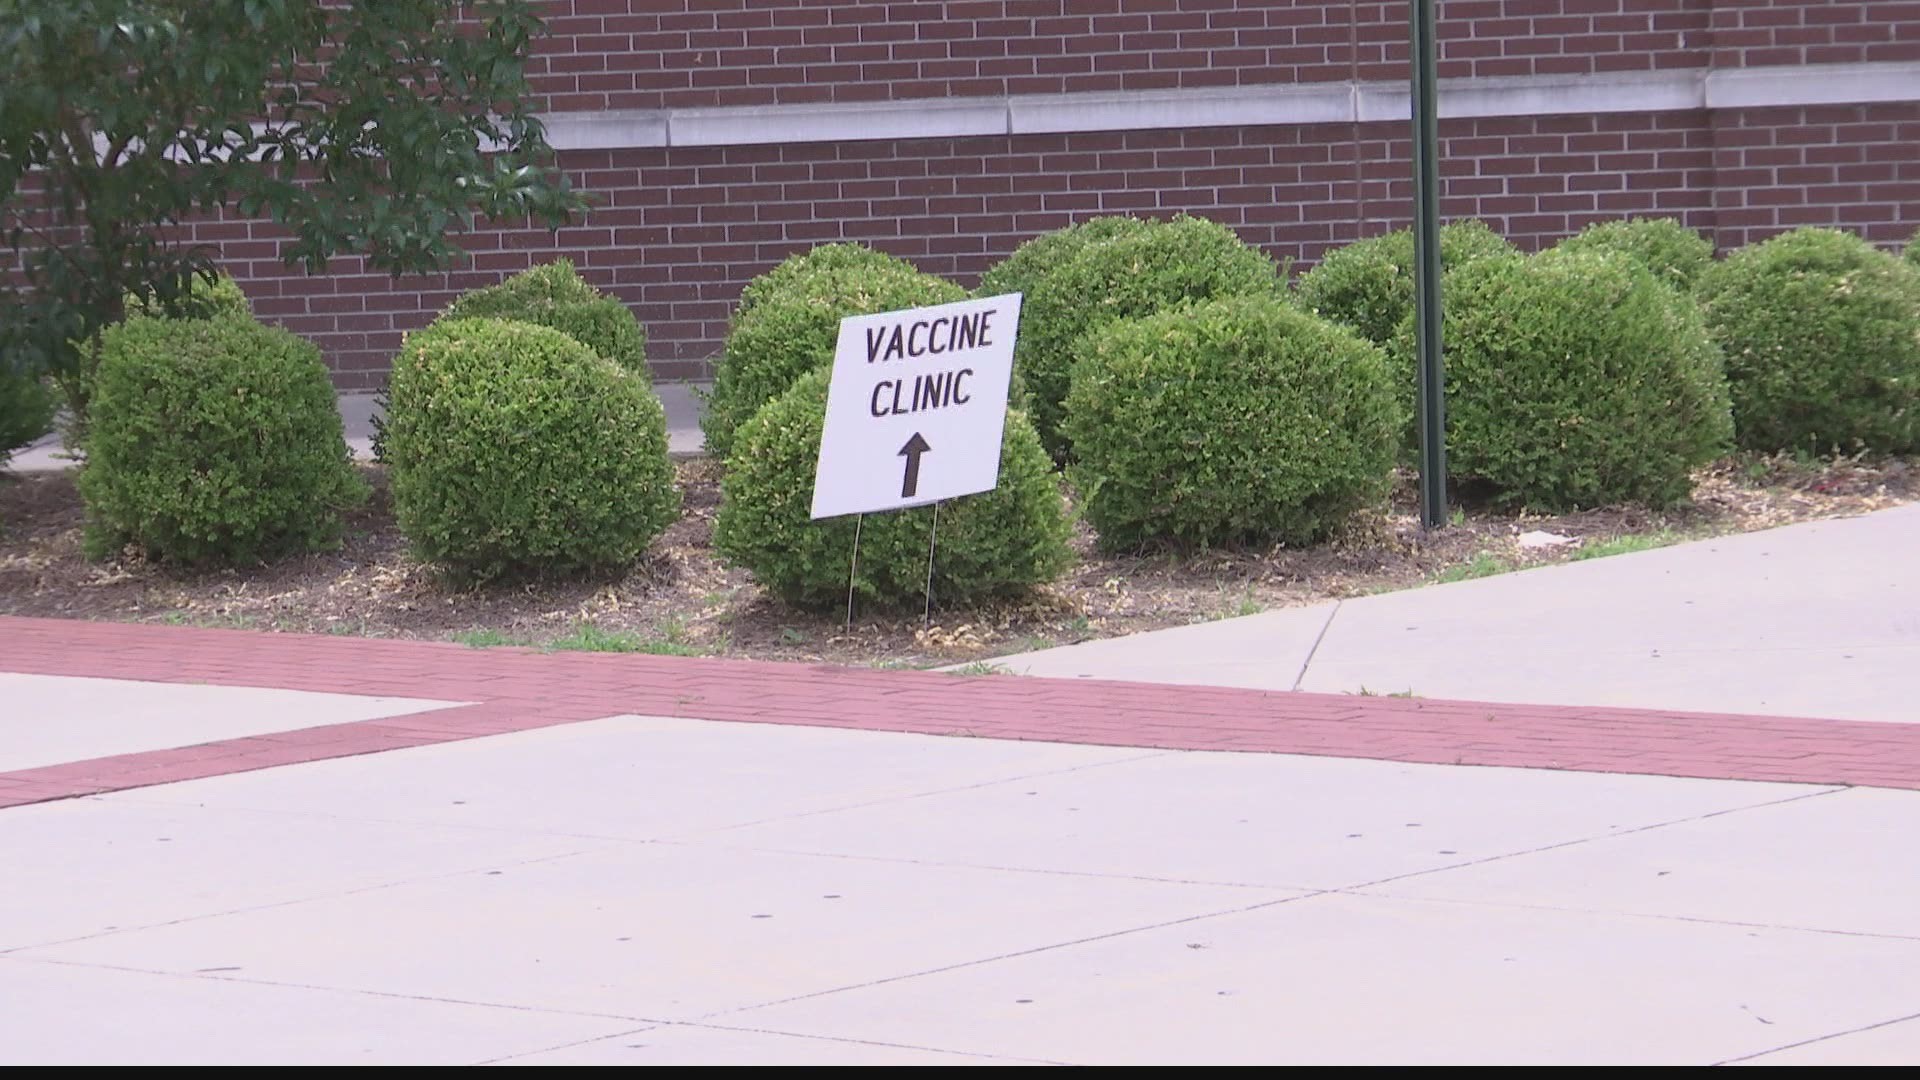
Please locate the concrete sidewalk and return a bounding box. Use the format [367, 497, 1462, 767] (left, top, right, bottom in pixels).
[3, 698, 1917, 1064]
[998, 503, 1920, 725]
[8, 384, 709, 471]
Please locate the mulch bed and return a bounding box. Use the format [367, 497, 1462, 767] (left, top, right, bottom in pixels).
[2, 454, 1913, 667]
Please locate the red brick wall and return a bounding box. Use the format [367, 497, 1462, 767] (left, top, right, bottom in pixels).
[1708, 0, 1920, 66]
[165, 1, 1920, 386]
[529, 1, 1739, 107]
[1709, 103, 1920, 247]
[214, 100, 1918, 390]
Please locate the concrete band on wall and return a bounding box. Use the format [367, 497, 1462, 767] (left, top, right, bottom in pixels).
[540, 60, 1920, 151]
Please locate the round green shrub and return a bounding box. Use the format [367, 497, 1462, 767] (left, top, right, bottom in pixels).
[383, 318, 678, 581]
[1416, 249, 1733, 510]
[1554, 217, 1716, 291]
[714, 369, 1071, 612]
[78, 315, 366, 564]
[1, 368, 58, 465]
[1905, 226, 1920, 267]
[1696, 227, 1920, 454]
[734, 244, 925, 324]
[1063, 297, 1398, 550]
[446, 259, 648, 378]
[1294, 219, 1515, 347]
[702, 263, 966, 460]
[56, 272, 256, 449]
[124, 271, 252, 321]
[976, 216, 1153, 300]
[1020, 214, 1285, 459]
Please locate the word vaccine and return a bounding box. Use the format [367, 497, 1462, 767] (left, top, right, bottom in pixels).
[862, 307, 999, 417]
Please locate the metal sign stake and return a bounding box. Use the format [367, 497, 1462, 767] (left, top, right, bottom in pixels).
[844, 513, 864, 633]
[922, 502, 940, 626]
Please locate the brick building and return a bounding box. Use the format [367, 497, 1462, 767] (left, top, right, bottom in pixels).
[203, 2, 1920, 388]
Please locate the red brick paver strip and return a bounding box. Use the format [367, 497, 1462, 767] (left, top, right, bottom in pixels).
[2, 614, 1918, 809]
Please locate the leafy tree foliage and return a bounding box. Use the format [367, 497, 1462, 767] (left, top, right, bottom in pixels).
[0, 1, 586, 401]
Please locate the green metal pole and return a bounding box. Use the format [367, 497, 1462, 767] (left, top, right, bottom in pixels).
[1410, 0, 1447, 529]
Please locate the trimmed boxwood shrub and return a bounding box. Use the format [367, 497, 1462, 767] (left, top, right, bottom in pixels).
[1064, 296, 1398, 550]
[1554, 217, 1716, 291]
[1020, 214, 1285, 459]
[2, 369, 57, 465]
[56, 273, 256, 448]
[446, 260, 648, 378]
[734, 244, 924, 323]
[1414, 249, 1732, 510]
[1294, 219, 1515, 347]
[714, 368, 1071, 611]
[78, 315, 365, 564]
[124, 272, 252, 321]
[702, 262, 966, 459]
[383, 318, 678, 581]
[1696, 227, 1920, 454]
[976, 215, 1152, 300]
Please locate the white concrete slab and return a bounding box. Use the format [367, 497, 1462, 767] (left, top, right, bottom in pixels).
[1303, 643, 1920, 722]
[1731, 1014, 1920, 1066]
[500, 1023, 1021, 1065]
[19, 841, 1293, 1021]
[0, 797, 590, 951]
[993, 602, 1333, 687]
[6, 709, 1911, 1063]
[995, 504, 1920, 723]
[121, 714, 1158, 841]
[736, 891, 1920, 1065]
[0, 674, 461, 771]
[707, 749, 1827, 890]
[0, 957, 637, 1066]
[1363, 786, 1920, 939]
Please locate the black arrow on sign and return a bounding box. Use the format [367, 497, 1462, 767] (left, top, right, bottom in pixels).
[897, 432, 931, 499]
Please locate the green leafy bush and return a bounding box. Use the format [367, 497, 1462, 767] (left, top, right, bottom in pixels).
[1554, 217, 1716, 290]
[735, 244, 925, 323]
[1, 369, 58, 465]
[1696, 227, 1920, 454]
[714, 369, 1071, 611]
[702, 262, 966, 459]
[77, 315, 365, 564]
[1906, 226, 1920, 267]
[977, 216, 1152, 300]
[446, 259, 647, 378]
[1414, 249, 1733, 510]
[382, 318, 677, 581]
[1020, 214, 1284, 459]
[1294, 219, 1515, 347]
[53, 273, 257, 448]
[124, 272, 252, 321]
[1063, 296, 1397, 550]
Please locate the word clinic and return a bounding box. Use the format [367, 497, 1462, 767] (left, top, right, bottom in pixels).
[864, 308, 997, 363]
[872, 368, 973, 417]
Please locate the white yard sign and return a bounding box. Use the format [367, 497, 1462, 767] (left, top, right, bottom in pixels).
[810, 293, 1023, 520]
